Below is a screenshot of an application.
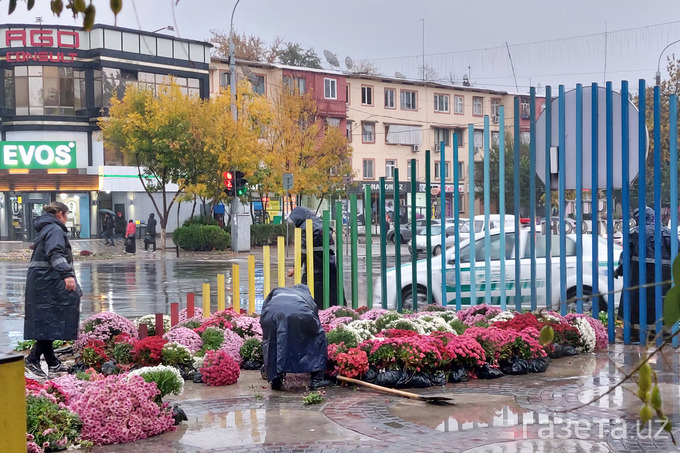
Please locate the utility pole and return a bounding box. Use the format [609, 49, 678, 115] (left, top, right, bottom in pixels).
[229, 0, 241, 252]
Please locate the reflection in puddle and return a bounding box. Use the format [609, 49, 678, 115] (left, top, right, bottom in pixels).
[462, 439, 613, 452]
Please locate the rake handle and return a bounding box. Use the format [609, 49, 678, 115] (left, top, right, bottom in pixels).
[336, 375, 423, 400]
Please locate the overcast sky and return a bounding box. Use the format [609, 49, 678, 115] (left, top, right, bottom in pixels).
[5, 0, 680, 93]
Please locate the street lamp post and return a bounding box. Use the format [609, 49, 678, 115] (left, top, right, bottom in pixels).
[229, 0, 242, 252]
[656, 39, 680, 86]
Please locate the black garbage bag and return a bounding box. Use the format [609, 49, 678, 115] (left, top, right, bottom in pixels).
[260, 285, 328, 382]
[477, 363, 504, 379]
[172, 405, 188, 425]
[375, 369, 403, 388]
[363, 367, 379, 384]
[429, 370, 447, 387]
[396, 370, 432, 389]
[448, 365, 470, 383]
[101, 361, 117, 376]
[176, 363, 194, 380]
[549, 344, 579, 359]
[192, 372, 203, 383]
[528, 357, 551, 373]
[242, 360, 264, 370]
[500, 356, 529, 375]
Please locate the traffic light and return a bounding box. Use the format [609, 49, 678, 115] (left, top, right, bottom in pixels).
[223, 171, 234, 196]
[235, 171, 248, 196]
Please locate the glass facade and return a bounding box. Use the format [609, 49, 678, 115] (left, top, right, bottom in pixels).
[4, 66, 86, 116]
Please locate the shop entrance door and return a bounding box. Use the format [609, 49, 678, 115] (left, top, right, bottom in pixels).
[23, 193, 51, 242]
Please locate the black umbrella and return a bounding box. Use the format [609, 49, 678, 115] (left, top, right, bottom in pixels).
[100, 209, 115, 215]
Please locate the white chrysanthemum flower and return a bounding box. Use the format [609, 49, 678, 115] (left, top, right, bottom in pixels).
[489, 310, 516, 324]
[134, 314, 172, 334]
[128, 364, 184, 396]
[573, 317, 596, 353]
[345, 320, 377, 341]
[413, 316, 454, 333]
[385, 318, 425, 334]
[192, 355, 205, 371]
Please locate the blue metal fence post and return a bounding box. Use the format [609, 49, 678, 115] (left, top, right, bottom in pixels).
[379, 177, 388, 309]
[670, 94, 679, 348]
[621, 81, 632, 344]
[544, 85, 553, 311]
[559, 85, 568, 315]
[468, 124, 477, 305]
[591, 83, 600, 323]
[453, 133, 462, 310]
[484, 115, 491, 305]
[394, 169, 402, 313]
[499, 106, 507, 309]
[575, 84, 584, 314]
[410, 158, 418, 311]
[440, 140, 447, 306]
[605, 82, 615, 341]
[653, 85, 663, 345]
[638, 79, 648, 345]
[425, 150, 433, 305]
[530, 88, 537, 311]
[514, 97, 522, 310]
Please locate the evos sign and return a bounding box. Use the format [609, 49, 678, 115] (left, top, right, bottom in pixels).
[0, 141, 77, 169]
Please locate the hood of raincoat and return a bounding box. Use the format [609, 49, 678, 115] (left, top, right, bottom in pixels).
[33, 213, 67, 233]
[633, 206, 655, 226]
[289, 206, 323, 232]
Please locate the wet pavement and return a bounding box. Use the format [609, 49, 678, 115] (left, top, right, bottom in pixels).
[80, 347, 680, 452]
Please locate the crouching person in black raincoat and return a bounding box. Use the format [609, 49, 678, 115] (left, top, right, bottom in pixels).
[287, 206, 345, 310]
[24, 202, 82, 379]
[259, 285, 331, 390]
[615, 206, 678, 340]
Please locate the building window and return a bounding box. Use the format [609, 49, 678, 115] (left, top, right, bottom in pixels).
[6, 66, 87, 116]
[434, 93, 449, 113]
[346, 84, 350, 104]
[251, 74, 265, 95]
[434, 128, 450, 148]
[457, 162, 465, 177]
[324, 78, 337, 99]
[361, 85, 373, 106]
[103, 141, 125, 166]
[385, 88, 395, 109]
[491, 99, 501, 122]
[362, 122, 375, 143]
[283, 76, 306, 94]
[474, 129, 483, 149]
[363, 159, 375, 179]
[521, 98, 530, 119]
[219, 71, 230, 90]
[454, 129, 465, 147]
[326, 117, 341, 128]
[385, 159, 397, 179]
[407, 159, 418, 180]
[454, 95, 464, 114]
[434, 161, 450, 180]
[520, 131, 530, 144]
[491, 131, 500, 147]
[473, 96, 483, 116]
[401, 90, 417, 110]
[346, 120, 353, 142]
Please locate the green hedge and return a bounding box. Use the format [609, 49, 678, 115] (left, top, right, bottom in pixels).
[250, 223, 291, 246]
[173, 224, 230, 251]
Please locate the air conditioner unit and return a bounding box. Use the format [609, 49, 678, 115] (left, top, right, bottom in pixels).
[434, 143, 441, 152]
[492, 115, 499, 123]
[412, 144, 421, 152]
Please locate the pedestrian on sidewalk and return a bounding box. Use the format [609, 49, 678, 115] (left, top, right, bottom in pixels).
[115, 211, 126, 240]
[145, 213, 157, 251]
[125, 219, 137, 254]
[102, 213, 115, 246]
[24, 201, 82, 379]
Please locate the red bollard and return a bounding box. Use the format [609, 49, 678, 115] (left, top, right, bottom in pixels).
[155, 313, 164, 336]
[187, 292, 195, 318]
[138, 323, 148, 339]
[171, 303, 179, 326]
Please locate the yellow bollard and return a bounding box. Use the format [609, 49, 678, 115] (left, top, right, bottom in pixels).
[217, 274, 225, 312]
[277, 236, 285, 287]
[306, 218, 314, 297]
[202, 283, 211, 317]
[248, 255, 256, 314]
[232, 264, 240, 313]
[0, 354, 27, 453]
[263, 245, 271, 299]
[294, 227, 302, 285]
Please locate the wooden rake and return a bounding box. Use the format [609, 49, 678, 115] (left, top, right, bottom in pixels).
[337, 375, 454, 405]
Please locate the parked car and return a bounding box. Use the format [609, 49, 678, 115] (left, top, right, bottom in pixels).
[386, 218, 440, 244]
[374, 228, 622, 312]
[408, 220, 467, 257]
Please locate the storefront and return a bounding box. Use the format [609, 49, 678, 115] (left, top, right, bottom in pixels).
[0, 24, 211, 240]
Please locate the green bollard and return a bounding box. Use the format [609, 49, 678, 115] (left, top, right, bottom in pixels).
[350, 194, 359, 309]
[379, 177, 387, 309]
[335, 201, 344, 306]
[394, 169, 402, 313]
[425, 150, 432, 305]
[411, 158, 418, 312]
[364, 185, 373, 309]
[323, 210, 330, 309]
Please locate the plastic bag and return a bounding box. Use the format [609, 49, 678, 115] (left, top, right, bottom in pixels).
[375, 369, 403, 388]
[242, 360, 264, 370]
[448, 365, 470, 383]
[528, 357, 551, 373]
[549, 344, 579, 359]
[396, 370, 432, 389]
[500, 356, 529, 375]
[363, 367, 379, 384]
[477, 363, 504, 379]
[429, 370, 447, 387]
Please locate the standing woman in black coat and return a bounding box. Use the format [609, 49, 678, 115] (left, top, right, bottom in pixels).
[24, 201, 82, 379]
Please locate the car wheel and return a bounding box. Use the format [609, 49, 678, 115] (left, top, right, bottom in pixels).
[401, 285, 429, 311]
[400, 233, 409, 244]
[559, 287, 607, 313]
[433, 245, 442, 256]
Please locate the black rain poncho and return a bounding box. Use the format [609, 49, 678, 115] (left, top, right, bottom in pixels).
[288, 207, 344, 309]
[24, 213, 82, 340]
[616, 207, 678, 326]
[259, 285, 327, 381]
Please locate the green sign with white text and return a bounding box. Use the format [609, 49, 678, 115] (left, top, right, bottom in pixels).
[0, 141, 76, 169]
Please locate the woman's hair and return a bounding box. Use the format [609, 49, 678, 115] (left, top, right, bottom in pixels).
[129, 219, 134, 223]
[43, 201, 69, 215]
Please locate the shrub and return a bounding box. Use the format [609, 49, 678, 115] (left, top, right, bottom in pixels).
[250, 223, 287, 246]
[200, 327, 225, 351]
[133, 336, 168, 366]
[128, 365, 184, 399]
[239, 338, 263, 362]
[26, 394, 82, 452]
[173, 224, 231, 251]
[203, 225, 230, 250]
[161, 342, 192, 367]
[200, 349, 241, 386]
[183, 215, 218, 227]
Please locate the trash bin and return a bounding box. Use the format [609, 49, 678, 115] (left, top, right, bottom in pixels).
[273, 215, 282, 225]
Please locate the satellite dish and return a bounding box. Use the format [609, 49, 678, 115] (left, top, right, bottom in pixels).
[241, 66, 260, 86]
[345, 56, 354, 70]
[395, 71, 406, 78]
[324, 50, 340, 68]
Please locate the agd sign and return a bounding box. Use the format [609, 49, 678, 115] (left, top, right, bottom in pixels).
[0, 141, 76, 169]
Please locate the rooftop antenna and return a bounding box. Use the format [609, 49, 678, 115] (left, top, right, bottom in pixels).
[323, 50, 340, 68]
[35, 17, 43, 24]
[345, 56, 354, 71]
[395, 71, 406, 78]
[241, 65, 260, 87]
[462, 74, 470, 87]
[504, 41, 519, 93]
[419, 18, 425, 81]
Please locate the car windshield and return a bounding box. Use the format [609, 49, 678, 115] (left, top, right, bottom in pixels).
[418, 225, 444, 236]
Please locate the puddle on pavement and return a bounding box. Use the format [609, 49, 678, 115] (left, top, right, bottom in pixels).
[462, 439, 613, 452]
[169, 408, 368, 449]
